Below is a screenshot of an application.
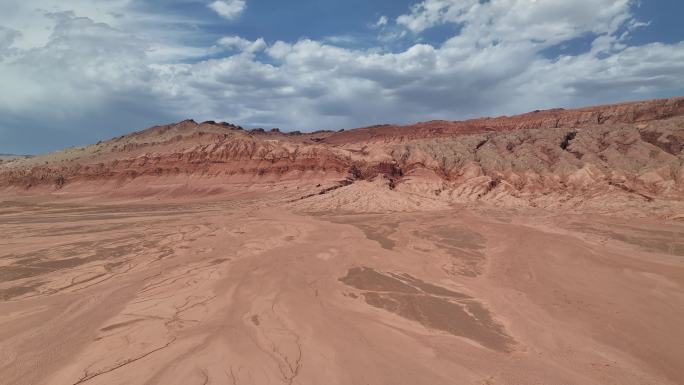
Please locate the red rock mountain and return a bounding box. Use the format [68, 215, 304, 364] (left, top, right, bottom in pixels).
[2, 97, 683, 215]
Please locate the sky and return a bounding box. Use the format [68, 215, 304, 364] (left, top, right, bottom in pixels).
[1, 0, 683, 154]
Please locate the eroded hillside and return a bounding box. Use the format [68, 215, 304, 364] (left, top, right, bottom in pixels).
[1, 97, 683, 215]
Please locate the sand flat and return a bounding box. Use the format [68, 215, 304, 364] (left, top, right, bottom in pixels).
[1, 199, 683, 385]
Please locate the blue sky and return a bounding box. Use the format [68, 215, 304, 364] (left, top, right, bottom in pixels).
[1, 0, 683, 154]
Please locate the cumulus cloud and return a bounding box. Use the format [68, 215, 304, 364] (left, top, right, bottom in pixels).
[208, 0, 246, 20]
[1, 12, 151, 112]
[218, 36, 267, 53]
[0, 10, 172, 152]
[0, 0, 683, 154]
[148, 0, 682, 127]
[397, 0, 634, 41]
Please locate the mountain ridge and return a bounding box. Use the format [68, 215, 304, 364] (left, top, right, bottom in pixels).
[1, 96, 683, 215]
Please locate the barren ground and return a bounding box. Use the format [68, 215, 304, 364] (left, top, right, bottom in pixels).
[1, 197, 682, 385]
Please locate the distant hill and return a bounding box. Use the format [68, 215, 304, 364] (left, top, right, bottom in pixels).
[1, 97, 683, 215]
[0, 154, 32, 163]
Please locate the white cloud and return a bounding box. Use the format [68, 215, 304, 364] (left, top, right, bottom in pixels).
[218, 35, 266, 52]
[150, 36, 684, 129]
[1, 12, 149, 107]
[160, 0, 684, 128]
[397, 0, 633, 47]
[0, 0, 133, 49]
[322, 35, 358, 45]
[0, 0, 683, 154]
[208, 0, 246, 21]
[373, 15, 388, 28]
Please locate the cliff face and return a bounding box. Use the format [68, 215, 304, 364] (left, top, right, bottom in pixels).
[2, 97, 683, 214]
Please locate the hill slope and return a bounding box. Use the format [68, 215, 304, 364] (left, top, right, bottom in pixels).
[1, 97, 683, 214]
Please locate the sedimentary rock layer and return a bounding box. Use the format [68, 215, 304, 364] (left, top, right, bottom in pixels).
[1, 97, 683, 214]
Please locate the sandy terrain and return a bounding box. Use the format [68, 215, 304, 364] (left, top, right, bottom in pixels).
[1, 97, 683, 384]
[1, 197, 682, 385]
